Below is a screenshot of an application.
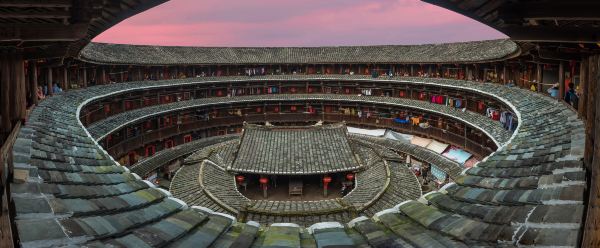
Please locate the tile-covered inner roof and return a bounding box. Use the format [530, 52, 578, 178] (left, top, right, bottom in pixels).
[170, 134, 421, 227]
[230, 123, 361, 175]
[78, 39, 519, 65]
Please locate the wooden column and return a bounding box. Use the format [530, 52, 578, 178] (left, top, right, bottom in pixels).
[536, 64, 543, 92]
[47, 67, 53, 95]
[101, 67, 106, 84]
[583, 54, 600, 246]
[0, 55, 11, 135]
[16, 54, 25, 119]
[585, 55, 598, 169]
[465, 66, 471, 80]
[63, 67, 68, 90]
[28, 61, 38, 106]
[82, 68, 87, 88]
[9, 54, 25, 122]
[558, 62, 565, 99]
[579, 59, 588, 117]
[502, 64, 507, 84]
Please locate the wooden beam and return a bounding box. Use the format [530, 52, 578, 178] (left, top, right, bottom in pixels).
[0, 9, 70, 19]
[501, 26, 600, 43]
[0, 23, 88, 42]
[0, 0, 72, 8]
[499, 2, 600, 21]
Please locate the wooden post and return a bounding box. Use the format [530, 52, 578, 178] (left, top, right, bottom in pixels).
[63, 67, 68, 90]
[1, 55, 12, 135]
[536, 64, 542, 92]
[582, 54, 600, 246]
[585, 56, 598, 169]
[82, 68, 87, 88]
[47, 67, 53, 95]
[558, 62, 565, 99]
[502, 64, 507, 84]
[8, 54, 25, 122]
[579, 59, 588, 117]
[28, 61, 38, 106]
[465, 66, 471, 80]
[101, 67, 106, 84]
[9, 55, 19, 122]
[16, 54, 25, 119]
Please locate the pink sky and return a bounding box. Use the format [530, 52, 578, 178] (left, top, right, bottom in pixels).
[93, 0, 507, 47]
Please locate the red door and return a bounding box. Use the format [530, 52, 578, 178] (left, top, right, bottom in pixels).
[145, 145, 156, 157]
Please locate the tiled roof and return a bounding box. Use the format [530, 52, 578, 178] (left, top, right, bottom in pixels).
[170, 134, 422, 227]
[130, 134, 239, 177]
[78, 39, 519, 65]
[11, 75, 585, 247]
[230, 123, 360, 175]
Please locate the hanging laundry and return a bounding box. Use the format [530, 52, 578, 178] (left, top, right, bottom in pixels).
[486, 108, 500, 121]
[454, 98, 462, 108]
[478, 101, 485, 111]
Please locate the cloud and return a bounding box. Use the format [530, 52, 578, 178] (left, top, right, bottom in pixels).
[94, 0, 506, 46]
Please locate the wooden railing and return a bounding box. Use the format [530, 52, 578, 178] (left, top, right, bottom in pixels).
[106, 113, 494, 160]
[0, 121, 21, 248]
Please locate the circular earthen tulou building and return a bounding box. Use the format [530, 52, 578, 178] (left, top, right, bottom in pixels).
[0, 1, 599, 248]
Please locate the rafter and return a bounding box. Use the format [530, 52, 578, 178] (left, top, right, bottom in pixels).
[0, 23, 89, 42]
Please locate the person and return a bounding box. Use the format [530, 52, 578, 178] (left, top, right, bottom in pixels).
[43, 84, 48, 96]
[421, 164, 430, 183]
[36, 86, 45, 101]
[564, 82, 579, 108]
[547, 83, 559, 98]
[530, 81, 537, 92]
[52, 83, 62, 93]
[506, 80, 515, 87]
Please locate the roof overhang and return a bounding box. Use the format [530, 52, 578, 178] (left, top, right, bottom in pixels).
[0, 0, 168, 60]
[423, 0, 600, 43]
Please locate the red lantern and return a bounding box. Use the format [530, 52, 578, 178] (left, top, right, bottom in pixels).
[346, 173, 355, 181]
[259, 176, 269, 197]
[236, 175, 245, 183]
[259, 177, 268, 185]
